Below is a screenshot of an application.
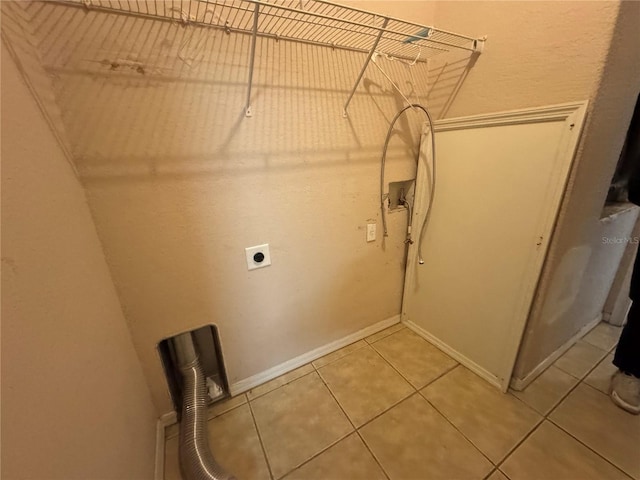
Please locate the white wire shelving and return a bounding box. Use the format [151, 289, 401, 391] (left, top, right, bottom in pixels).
[52, 0, 485, 116]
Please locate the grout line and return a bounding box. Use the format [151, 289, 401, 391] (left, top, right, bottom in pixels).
[348, 333, 502, 475]
[310, 340, 368, 370]
[416, 361, 460, 390]
[251, 366, 355, 480]
[315, 369, 357, 431]
[545, 382, 634, 478]
[498, 467, 513, 480]
[417, 386, 498, 468]
[494, 352, 622, 474]
[206, 394, 249, 420]
[316, 343, 417, 432]
[366, 328, 460, 393]
[509, 342, 613, 417]
[545, 414, 632, 478]
[483, 468, 496, 480]
[353, 429, 391, 480]
[490, 414, 546, 468]
[355, 390, 417, 431]
[367, 343, 420, 388]
[482, 468, 498, 480]
[314, 366, 392, 480]
[364, 324, 406, 345]
[552, 347, 609, 380]
[309, 331, 428, 478]
[271, 372, 356, 479]
[242, 327, 626, 480]
[246, 368, 317, 402]
[246, 398, 275, 480]
[276, 430, 355, 480]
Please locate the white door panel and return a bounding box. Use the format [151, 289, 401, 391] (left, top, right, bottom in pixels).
[402, 102, 588, 389]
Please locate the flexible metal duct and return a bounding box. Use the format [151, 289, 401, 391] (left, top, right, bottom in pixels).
[174, 333, 236, 480]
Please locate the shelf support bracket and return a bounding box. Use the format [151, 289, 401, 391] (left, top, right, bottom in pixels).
[245, 2, 260, 117]
[343, 17, 389, 118]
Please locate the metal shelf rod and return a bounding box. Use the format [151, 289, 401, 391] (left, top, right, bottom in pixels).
[245, 2, 259, 117]
[343, 17, 389, 118]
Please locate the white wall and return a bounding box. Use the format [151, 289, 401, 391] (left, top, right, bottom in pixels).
[18, 1, 436, 412]
[1, 40, 158, 479]
[428, 0, 640, 382]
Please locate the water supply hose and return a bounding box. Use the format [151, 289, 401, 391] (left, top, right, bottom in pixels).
[380, 104, 436, 264]
[401, 197, 414, 245]
[174, 333, 236, 480]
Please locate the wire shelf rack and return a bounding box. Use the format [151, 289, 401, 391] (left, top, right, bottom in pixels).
[51, 0, 485, 116]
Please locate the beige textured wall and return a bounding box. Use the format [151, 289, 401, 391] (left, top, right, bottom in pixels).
[20, 1, 437, 412]
[429, 1, 640, 381]
[515, 1, 640, 380]
[428, 1, 616, 117]
[342, 1, 435, 21]
[1, 41, 158, 479]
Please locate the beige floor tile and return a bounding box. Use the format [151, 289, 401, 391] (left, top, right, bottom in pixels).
[553, 341, 607, 378]
[360, 394, 493, 480]
[251, 372, 353, 479]
[501, 421, 630, 480]
[207, 404, 271, 480]
[422, 367, 541, 463]
[318, 345, 414, 427]
[284, 433, 386, 480]
[511, 366, 578, 415]
[371, 328, 457, 388]
[208, 393, 248, 420]
[164, 404, 270, 480]
[312, 340, 367, 368]
[582, 322, 622, 352]
[365, 323, 405, 344]
[164, 435, 181, 480]
[247, 363, 314, 400]
[486, 470, 509, 480]
[584, 353, 616, 394]
[550, 383, 640, 479]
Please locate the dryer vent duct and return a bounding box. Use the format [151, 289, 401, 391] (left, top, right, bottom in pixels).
[173, 332, 236, 480]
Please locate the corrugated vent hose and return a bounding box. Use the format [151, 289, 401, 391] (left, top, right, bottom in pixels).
[174, 333, 236, 480]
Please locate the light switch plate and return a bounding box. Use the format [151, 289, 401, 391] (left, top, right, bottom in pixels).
[367, 223, 376, 242]
[245, 244, 271, 271]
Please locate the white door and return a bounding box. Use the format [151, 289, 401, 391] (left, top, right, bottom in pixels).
[402, 102, 588, 390]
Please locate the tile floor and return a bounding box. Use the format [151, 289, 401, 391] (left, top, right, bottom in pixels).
[164, 322, 640, 480]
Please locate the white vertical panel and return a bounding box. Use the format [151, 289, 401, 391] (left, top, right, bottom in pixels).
[402, 102, 587, 389]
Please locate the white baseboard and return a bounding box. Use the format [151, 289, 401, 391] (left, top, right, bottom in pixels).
[229, 314, 401, 396]
[510, 313, 602, 391]
[155, 410, 178, 479]
[403, 318, 503, 390]
[154, 418, 167, 480]
[157, 315, 401, 424]
[160, 411, 178, 427]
